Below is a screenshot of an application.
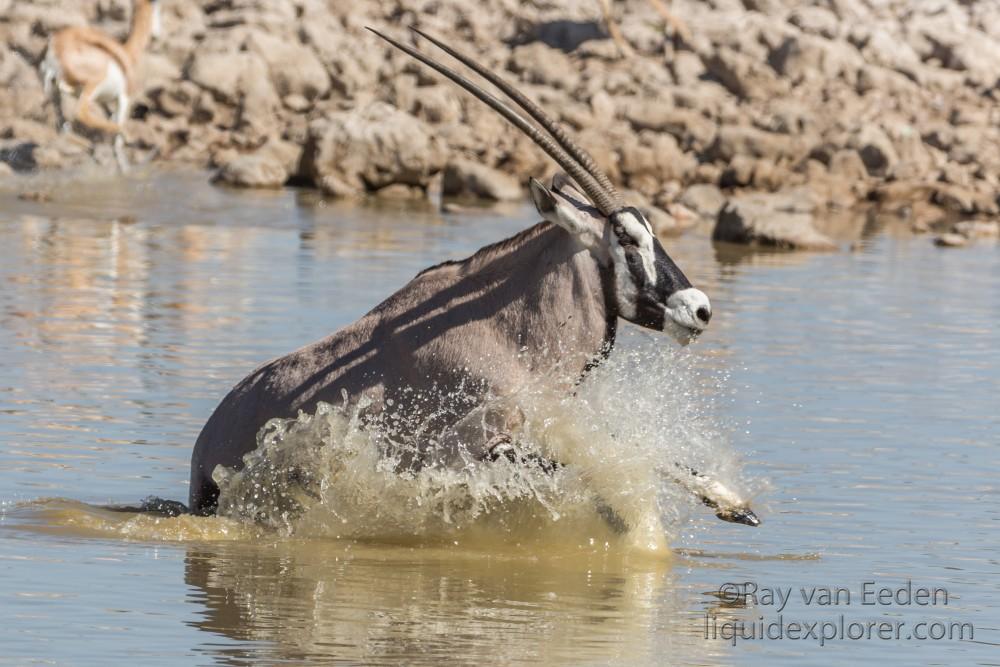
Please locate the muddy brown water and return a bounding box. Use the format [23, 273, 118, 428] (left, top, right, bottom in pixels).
[0, 168, 997, 665]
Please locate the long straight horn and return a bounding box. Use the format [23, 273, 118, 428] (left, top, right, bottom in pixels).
[410, 27, 624, 210]
[366, 27, 619, 216]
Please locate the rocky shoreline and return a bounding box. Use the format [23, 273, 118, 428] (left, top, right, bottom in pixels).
[2, 0, 1000, 247]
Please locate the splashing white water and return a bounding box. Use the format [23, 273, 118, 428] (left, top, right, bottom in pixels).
[212, 335, 758, 552]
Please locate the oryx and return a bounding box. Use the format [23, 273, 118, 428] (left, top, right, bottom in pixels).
[187, 28, 759, 531]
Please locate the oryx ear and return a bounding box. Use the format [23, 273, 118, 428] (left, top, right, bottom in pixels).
[529, 177, 604, 246]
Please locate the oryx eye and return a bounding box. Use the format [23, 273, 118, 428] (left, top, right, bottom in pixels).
[613, 224, 636, 247]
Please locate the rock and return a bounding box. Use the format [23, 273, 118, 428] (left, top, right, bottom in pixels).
[702, 46, 784, 101]
[300, 102, 446, 197]
[905, 201, 947, 233]
[18, 189, 51, 202]
[872, 182, 937, 211]
[768, 35, 862, 86]
[625, 105, 716, 151]
[828, 149, 868, 182]
[31, 144, 70, 170]
[788, 6, 840, 39]
[932, 184, 977, 215]
[283, 94, 311, 112]
[644, 207, 681, 236]
[889, 128, 933, 181]
[4, 3, 87, 35]
[695, 162, 722, 184]
[302, 23, 376, 99]
[139, 53, 183, 93]
[804, 160, 860, 209]
[214, 153, 288, 189]
[857, 27, 922, 80]
[258, 138, 303, 176]
[0, 162, 12, 177]
[619, 132, 695, 193]
[0, 142, 37, 172]
[412, 85, 463, 125]
[714, 192, 837, 250]
[681, 184, 727, 220]
[0, 50, 47, 121]
[246, 30, 330, 101]
[671, 51, 706, 86]
[527, 20, 605, 53]
[856, 64, 918, 96]
[851, 125, 898, 178]
[719, 154, 755, 188]
[188, 52, 251, 105]
[509, 43, 578, 89]
[373, 183, 426, 200]
[662, 202, 700, 236]
[953, 220, 999, 239]
[188, 51, 280, 110]
[1, 119, 57, 145]
[590, 91, 616, 126]
[705, 125, 798, 163]
[922, 124, 953, 153]
[441, 201, 477, 214]
[441, 159, 522, 201]
[759, 98, 813, 135]
[908, 23, 1000, 87]
[750, 158, 793, 191]
[934, 233, 968, 247]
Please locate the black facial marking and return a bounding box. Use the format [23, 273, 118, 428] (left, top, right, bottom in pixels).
[634, 237, 694, 330]
[610, 211, 648, 288]
[652, 242, 692, 294]
[609, 208, 697, 330]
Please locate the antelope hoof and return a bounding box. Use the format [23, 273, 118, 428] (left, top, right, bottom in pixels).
[713, 505, 761, 527]
[486, 436, 515, 463]
[486, 438, 559, 474]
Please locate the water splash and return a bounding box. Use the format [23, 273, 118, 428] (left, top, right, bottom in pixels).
[212, 337, 760, 552]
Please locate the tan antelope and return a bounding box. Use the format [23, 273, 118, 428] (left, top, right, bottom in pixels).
[598, 0, 691, 54]
[185, 28, 758, 537]
[40, 0, 162, 170]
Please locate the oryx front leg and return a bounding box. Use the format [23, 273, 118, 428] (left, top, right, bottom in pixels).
[667, 463, 760, 527]
[430, 402, 530, 468]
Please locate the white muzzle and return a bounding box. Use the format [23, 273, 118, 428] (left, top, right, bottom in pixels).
[665, 288, 712, 333]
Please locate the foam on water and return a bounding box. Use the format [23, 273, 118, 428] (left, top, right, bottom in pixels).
[3, 498, 256, 542]
[210, 335, 759, 554]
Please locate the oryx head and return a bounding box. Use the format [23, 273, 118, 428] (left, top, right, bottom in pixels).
[528, 175, 710, 339]
[369, 27, 712, 340]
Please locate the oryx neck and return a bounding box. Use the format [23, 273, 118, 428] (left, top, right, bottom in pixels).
[419, 221, 616, 374]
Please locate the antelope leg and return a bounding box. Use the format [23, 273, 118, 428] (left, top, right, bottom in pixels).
[113, 134, 130, 173]
[485, 437, 560, 474]
[666, 463, 760, 527]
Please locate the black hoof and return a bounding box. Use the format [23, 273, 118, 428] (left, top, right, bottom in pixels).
[715, 506, 761, 527]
